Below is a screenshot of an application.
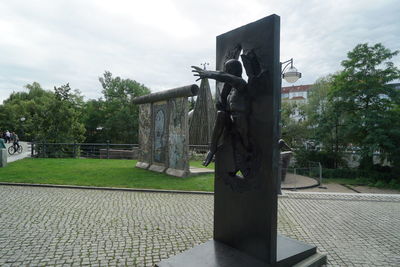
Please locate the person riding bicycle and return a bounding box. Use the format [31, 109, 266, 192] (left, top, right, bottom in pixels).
[11, 132, 20, 151]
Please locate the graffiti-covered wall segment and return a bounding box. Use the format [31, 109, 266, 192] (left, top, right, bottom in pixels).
[132, 85, 198, 177]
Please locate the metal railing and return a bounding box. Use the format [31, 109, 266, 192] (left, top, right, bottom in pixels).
[188, 144, 209, 160]
[32, 142, 139, 159]
[284, 161, 323, 190]
[31, 142, 210, 160]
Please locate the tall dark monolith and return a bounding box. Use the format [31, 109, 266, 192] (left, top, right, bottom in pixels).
[156, 14, 326, 267]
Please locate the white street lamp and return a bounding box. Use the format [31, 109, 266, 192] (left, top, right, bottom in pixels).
[281, 58, 301, 83]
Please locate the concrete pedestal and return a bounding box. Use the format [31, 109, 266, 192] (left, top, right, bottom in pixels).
[156, 236, 327, 267]
[0, 148, 7, 167]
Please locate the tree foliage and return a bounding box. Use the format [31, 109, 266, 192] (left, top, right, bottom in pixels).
[0, 72, 151, 144]
[281, 101, 308, 148]
[0, 83, 85, 142]
[330, 43, 400, 169]
[282, 43, 400, 173]
[82, 71, 151, 143]
[305, 75, 348, 168]
[36, 84, 85, 143]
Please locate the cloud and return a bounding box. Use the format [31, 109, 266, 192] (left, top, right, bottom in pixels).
[0, 0, 399, 102]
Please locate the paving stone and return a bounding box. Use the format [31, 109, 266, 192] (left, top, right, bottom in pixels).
[0, 186, 399, 266]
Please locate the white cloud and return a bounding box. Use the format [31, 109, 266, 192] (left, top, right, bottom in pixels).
[0, 0, 399, 102]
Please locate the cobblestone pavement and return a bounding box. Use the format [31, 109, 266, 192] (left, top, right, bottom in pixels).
[0, 186, 399, 266]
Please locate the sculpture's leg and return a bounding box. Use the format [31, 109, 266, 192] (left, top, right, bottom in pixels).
[203, 110, 226, 166]
[231, 114, 249, 151]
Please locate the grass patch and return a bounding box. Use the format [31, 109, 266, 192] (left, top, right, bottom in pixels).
[0, 158, 214, 192]
[189, 160, 214, 170]
[323, 177, 400, 191]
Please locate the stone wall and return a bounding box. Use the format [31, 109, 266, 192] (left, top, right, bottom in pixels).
[167, 97, 189, 177]
[137, 103, 152, 167]
[133, 85, 198, 177]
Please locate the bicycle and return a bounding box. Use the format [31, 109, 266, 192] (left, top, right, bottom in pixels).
[8, 144, 23, 155]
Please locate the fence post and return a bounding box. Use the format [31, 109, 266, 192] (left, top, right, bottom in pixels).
[73, 142, 77, 158]
[31, 142, 34, 158]
[106, 140, 110, 159]
[319, 162, 322, 185]
[43, 140, 46, 158]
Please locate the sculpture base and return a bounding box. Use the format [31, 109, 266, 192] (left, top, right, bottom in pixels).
[149, 164, 166, 173]
[155, 235, 326, 267]
[135, 162, 150, 169]
[166, 168, 189, 178]
[0, 148, 7, 167]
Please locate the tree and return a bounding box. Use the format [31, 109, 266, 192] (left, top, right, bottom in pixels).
[36, 83, 85, 143]
[0, 83, 53, 141]
[92, 71, 151, 143]
[0, 82, 85, 143]
[82, 99, 106, 143]
[330, 43, 400, 169]
[281, 101, 308, 148]
[304, 76, 348, 168]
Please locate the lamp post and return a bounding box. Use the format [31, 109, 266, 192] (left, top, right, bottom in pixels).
[20, 117, 26, 140]
[200, 62, 210, 70]
[281, 58, 301, 83]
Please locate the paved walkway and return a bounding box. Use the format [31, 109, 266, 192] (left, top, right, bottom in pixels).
[283, 172, 400, 194]
[282, 173, 319, 189]
[0, 186, 399, 266]
[5, 142, 31, 163]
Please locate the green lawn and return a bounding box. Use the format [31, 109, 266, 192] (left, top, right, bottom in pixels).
[0, 158, 215, 192]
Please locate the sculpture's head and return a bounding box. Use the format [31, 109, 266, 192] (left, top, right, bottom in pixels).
[224, 59, 242, 77]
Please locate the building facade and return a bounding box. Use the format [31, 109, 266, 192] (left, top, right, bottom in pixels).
[281, 84, 312, 103]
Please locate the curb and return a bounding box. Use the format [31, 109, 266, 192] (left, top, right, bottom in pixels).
[0, 182, 214, 195]
[281, 181, 320, 190]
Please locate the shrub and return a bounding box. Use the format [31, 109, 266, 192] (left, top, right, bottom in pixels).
[322, 168, 395, 183]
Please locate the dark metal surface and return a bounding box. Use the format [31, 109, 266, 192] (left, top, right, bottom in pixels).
[156, 240, 268, 267]
[156, 235, 320, 267]
[132, 84, 199, 104]
[213, 14, 281, 264]
[157, 14, 325, 267]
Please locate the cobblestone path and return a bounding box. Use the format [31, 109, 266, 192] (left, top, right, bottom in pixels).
[0, 186, 399, 266]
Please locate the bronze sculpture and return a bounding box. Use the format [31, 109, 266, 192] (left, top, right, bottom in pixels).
[192, 49, 268, 187]
[192, 59, 250, 167]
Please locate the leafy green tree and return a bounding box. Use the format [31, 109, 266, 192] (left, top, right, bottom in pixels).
[330, 43, 400, 169]
[35, 84, 85, 143]
[305, 76, 348, 168]
[82, 99, 107, 143]
[281, 101, 308, 148]
[0, 83, 53, 141]
[93, 71, 151, 143]
[0, 82, 85, 143]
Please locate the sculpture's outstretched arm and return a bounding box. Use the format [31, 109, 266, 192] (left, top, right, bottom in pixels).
[191, 66, 246, 90]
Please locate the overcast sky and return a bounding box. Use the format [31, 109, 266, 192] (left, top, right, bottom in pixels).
[1, 0, 399, 103]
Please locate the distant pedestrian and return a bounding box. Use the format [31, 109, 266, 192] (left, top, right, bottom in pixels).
[5, 130, 10, 143]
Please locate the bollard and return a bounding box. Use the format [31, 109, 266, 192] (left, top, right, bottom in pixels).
[0, 138, 7, 167]
[31, 142, 34, 157]
[106, 140, 110, 159]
